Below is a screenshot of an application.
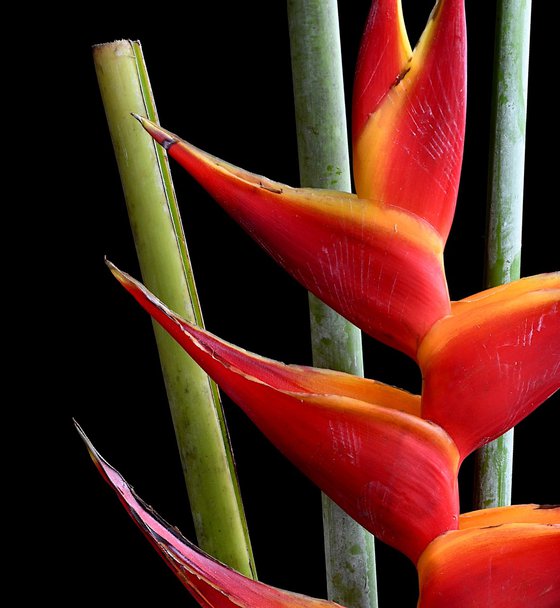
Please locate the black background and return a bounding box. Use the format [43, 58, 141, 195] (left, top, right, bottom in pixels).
[49, 1, 559, 605]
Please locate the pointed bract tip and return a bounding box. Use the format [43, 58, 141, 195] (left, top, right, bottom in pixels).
[105, 258, 130, 285]
[74, 419, 105, 472]
[131, 112, 145, 124]
[74, 418, 90, 448]
[132, 116, 178, 149]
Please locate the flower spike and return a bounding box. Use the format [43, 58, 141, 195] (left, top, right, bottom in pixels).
[134, 116, 450, 359]
[353, 0, 467, 243]
[77, 422, 340, 608]
[108, 261, 460, 563]
[419, 273, 560, 461]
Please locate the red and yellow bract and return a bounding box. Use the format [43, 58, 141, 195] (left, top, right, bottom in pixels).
[134, 116, 449, 360]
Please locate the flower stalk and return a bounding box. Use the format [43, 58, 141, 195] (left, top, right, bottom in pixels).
[287, 2, 377, 607]
[474, 0, 533, 509]
[93, 40, 256, 577]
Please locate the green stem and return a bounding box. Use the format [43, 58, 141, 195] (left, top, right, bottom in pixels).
[474, 0, 532, 509]
[287, 4, 378, 608]
[93, 40, 256, 578]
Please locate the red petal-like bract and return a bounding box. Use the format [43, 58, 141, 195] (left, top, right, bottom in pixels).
[76, 422, 340, 608]
[353, 0, 466, 243]
[135, 116, 450, 360]
[109, 261, 460, 563]
[107, 260, 420, 415]
[352, 0, 411, 139]
[417, 522, 560, 607]
[419, 273, 560, 461]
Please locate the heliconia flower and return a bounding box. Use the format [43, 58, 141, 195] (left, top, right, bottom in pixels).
[417, 506, 560, 607]
[76, 422, 341, 608]
[79, 421, 559, 608]
[353, 0, 466, 244]
[108, 261, 459, 564]
[133, 115, 450, 360]
[91, 1, 556, 605]
[419, 272, 560, 460]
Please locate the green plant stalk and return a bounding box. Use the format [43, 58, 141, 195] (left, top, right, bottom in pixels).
[93, 40, 256, 578]
[287, 4, 378, 608]
[474, 0, 532, 509]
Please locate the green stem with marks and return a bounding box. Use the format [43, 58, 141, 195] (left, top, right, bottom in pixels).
[93, 40, 256, 578]
[287, 4, 378, 608]
[474, 0, 532, 509]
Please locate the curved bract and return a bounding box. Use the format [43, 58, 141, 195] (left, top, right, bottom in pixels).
[77, 423, 340, 608]
[419, 273, 560, 460]
[108, 262, 459, 564]
[133, 7, 466, 356]
[107, 261, 422, 416]
[135, 116, 450, 359]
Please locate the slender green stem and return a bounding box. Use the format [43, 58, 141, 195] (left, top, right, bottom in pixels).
[287, 4, 378, 608]
[474, 0, 532, 509]
[93, 40, 256, 578]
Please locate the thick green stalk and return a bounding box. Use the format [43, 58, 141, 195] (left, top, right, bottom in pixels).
[93, 40, 256, 578]
[474, 0, 532, 509]
[287, 4, 378, 608]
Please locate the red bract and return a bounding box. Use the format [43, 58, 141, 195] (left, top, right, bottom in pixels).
[108, 261, 459, 564]
[132, 0, 466, 361]
[77, 423, 340, 608]
[133, 115, 449, 360]
[420, 273, 560, 460]
[128, 3, 559, 465]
